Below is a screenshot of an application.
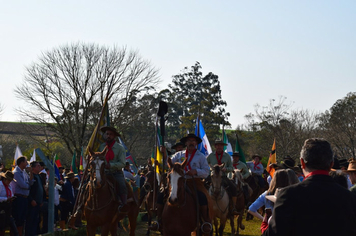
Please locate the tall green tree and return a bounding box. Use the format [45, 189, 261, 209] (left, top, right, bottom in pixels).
[163, 62, 230, 144]
[319, 92, 356, 159]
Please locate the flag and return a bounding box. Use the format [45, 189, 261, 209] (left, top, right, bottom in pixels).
[79, 147, 86, 172]
[195, 118, 212, 157]
[223, 131, 233, 156]
[118, 137, 138, 174]
[54, 154, 62, 168]
[153, 120, 164, 174]
[12, 145, 23, 170]
[30, 149, 36, 162]
[71, 152, 78, 174]
[53, 155, 61, 180]
[235, 134, 246, 163]
[266, 139, 277, 177]
[84, 97, 110, 158]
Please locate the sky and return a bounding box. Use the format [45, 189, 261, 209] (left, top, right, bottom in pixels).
[1, 1, 355, 129]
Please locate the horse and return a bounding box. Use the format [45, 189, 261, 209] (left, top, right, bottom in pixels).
[244, 173, 268, 221]
[209, 164, 229, 236]
[229, 169, 249, 236]
[83, 148, 139, 236]
[162, 157, 210, 236]
[139, 169, 159, 235]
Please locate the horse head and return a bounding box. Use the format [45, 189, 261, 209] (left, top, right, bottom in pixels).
[232, 169, 243, 189]
[210, 163, 225, 198]
[88, 146, 107, 185]
[166, 157, 187, 206]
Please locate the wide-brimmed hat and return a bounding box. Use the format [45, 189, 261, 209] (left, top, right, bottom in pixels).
[0, 170, 16, 182]
[214, 140, 227, 146]
[125, 161, 132, 167]
[345, 160, 356, 172]
[64, 171, 75, 179]
[232, 152, 241, 157]
[252, 154, 262, 160]
[172, 142, 186, 150]
[265, 188, 280, 203]
[180, 134, 202, 144]
[100, 126, 120, 137]
[331, 158, 341, 171]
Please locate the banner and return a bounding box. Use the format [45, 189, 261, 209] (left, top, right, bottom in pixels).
[195, 118, 212, 156]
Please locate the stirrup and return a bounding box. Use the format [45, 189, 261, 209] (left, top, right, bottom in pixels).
[201, 222, 212, 234]
[148, 221, 160, 231]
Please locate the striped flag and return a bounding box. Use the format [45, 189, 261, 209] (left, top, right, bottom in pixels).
[118, 137, 138, 174]
[71, 152, 78, 174]
[54, 154, 62, 168]
[223, 131, 233, 156]
[266, 139, 277, 177]
[195, 118, 212, 157]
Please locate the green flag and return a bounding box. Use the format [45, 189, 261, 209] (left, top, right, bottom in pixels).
[71, 152, 78, 174]
[235, 134, 246, 164]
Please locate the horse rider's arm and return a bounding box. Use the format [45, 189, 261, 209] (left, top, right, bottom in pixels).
[196, 155, 210, 179]
[242, 164, 251, 179]
[224, 153, 234, 173]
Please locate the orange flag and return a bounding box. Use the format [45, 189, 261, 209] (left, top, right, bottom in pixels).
[266, 139, 276, 177]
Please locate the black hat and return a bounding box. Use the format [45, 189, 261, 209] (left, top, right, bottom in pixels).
[125, 161, 132, 167]
[214, 140, 227, 146]
[180, 134, 202, 144]
[282, 157, 295, 169]
[232, 152, 241, 157]
[172, 142, 186, 150]
[252, 154, 262, 160]
[100, 126, 120, 137]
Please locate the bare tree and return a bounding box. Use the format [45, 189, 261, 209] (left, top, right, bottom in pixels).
[14, 42, 160, 157]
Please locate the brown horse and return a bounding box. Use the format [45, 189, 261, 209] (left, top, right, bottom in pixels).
[230, 170, 248, 236]
[209, 164, 229, 236]
[84, 149, 139, 236]
[244, 173, 268, 221]
[139, 170, 159, 235]
[162, 157, 205, 236]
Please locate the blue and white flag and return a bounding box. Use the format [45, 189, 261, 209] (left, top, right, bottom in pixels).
[223, 130, 233, 156]
[195, 118, 212, 157]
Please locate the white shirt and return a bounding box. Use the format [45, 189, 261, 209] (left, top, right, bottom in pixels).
[0, 180, 13, 202]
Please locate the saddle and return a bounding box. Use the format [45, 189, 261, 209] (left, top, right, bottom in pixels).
[105, 175, 137, 205]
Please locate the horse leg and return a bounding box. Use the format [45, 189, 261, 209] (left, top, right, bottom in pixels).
[109, 221, 118, 236]
[213, 216, 219, 236]
[101, 224, 111, 236]
[86, 225, 96, 236]
[229, 215, 235, 236]
[128, 205, 139, 236]
[219, 217, 227, 236]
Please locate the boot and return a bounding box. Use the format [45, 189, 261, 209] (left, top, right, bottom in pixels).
[16, 226, 23, 236]
[59, 220, 66, 230]
[230, 196, 239, 215]
[199, 205, 212, 234]
[118, 194, 129, 213]
[243, 185, 250, 205]
[148, 204, 163, 232]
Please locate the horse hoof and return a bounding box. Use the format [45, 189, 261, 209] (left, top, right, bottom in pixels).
[240, 224, 245, 230]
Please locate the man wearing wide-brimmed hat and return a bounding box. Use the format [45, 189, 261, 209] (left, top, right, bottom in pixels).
[207, 139, 239, 215]
[345, 159, 356, 195]
[149, 133, 212, 233]
[59, 171, 76, 230]
[171, 142, 185, 153]
[99, 126, 128, 212]
[232, 152, 251, 204]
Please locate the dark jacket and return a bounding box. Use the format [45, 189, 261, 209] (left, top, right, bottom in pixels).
[28, 174, 45, 204]
[263, 174, 356, 236]
[60, 179, 75, 204]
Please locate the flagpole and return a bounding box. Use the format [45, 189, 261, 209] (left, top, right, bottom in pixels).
[69, 94, 109, 226]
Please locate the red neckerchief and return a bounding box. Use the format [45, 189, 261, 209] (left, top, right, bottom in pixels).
[253, 161, 261, 170]
[106, 140, 116, 162]
[216, 152, 224, 165]
[2, 180, 11, 198]
[185, 149, 197, 171]
[233, 162, 239, 169]
[304, 170, 329, 180]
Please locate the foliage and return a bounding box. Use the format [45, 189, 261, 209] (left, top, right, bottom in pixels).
[162, 62, 230, 145]
[319, 92, 356, 159]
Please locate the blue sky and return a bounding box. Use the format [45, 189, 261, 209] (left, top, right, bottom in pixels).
[1, 1, 355, 128]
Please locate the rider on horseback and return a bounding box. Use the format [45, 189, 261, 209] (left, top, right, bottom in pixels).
[149, 133, 213, 234]
[246, 154, 266, 189]
[207, 140, 239, 215]
[99, 126, 128, 213]
[232, 152, 251, 205]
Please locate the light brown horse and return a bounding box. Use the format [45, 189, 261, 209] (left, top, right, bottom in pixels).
[230, 169, 248, 236]
[84, 149, 139, 236]
[209, 164, 229, 236]
[161, 157, 202, 236]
